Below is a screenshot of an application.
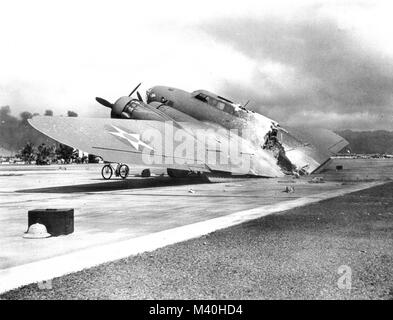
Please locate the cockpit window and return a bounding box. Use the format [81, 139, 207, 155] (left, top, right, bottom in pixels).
[195, 93, 209, 103]
[217, 101, 225, 110]
[217, 95, 233, 104]
[194, 91, 239, 115]
[224, 104, 235, 115]
[207, 98, 217, 107]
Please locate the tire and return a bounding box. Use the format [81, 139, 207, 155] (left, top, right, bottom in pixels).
[119, 164, 129, 179]
[101, 164, 113, 180]
[141, 169, 151, 177]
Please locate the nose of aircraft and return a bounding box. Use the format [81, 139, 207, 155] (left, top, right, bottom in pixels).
[146, 88, 156, 103]
[146, 86, 169, 104]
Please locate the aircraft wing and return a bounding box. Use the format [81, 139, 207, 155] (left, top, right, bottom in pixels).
[29, 116, 284, 177]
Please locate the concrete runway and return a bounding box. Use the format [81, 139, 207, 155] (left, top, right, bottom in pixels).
[0, 158, 392, 293]
[5, 181, 392, 300]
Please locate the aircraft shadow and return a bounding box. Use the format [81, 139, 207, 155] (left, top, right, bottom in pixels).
[16, 176, 210, 194]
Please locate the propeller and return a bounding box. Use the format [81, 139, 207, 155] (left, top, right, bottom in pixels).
[95, 97, 113, 109]
[136, 91, 143, 102]
[96, 83, 143, 118]
[128, 83, 142, 97]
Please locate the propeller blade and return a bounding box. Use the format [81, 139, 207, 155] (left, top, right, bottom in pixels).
[128, 83, 142, 97]
[95, 97, 113, 109]
[136, 91, 143, 102]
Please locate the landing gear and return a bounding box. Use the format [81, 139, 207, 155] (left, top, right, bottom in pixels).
[101, 163, 129, 180]
[141, 168, 151, 177]
[101, 164, 113, 180]
[116, 164, 130, 179]
[118, 164, 129, 179]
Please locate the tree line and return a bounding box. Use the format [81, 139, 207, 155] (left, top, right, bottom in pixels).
[19, 142, 80, 164]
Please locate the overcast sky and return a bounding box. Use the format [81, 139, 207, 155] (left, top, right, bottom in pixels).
[1, 0, 393, 130]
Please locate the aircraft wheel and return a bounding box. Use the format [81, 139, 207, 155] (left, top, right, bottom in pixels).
[119, 164, 129, 179]
[101, 164, 113, 180]
[141, 169, 151, 177]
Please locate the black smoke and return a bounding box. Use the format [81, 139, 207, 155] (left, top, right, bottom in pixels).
[200, 17, 393, 130]
[0, 106, 78, 153]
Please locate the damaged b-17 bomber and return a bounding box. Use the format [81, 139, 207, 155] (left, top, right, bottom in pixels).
[28, 83, 348, 180]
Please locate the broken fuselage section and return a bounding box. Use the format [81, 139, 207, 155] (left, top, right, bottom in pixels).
[146, 86, 333, 176]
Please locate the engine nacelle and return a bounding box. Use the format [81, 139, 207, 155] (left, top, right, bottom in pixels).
[110, 97, 197, 123]
[111, 98, 166, 121]
[150, 102, 198, 122]
[123, 103, 166, 121]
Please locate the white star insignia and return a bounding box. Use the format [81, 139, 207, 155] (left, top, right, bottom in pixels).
[109, 125, 153, 151]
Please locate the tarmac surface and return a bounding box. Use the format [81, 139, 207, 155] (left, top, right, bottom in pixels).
[0, 158, 393, 296]
[3, 181, 393, 300]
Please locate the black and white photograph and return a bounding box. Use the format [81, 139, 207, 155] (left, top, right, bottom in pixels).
[0, 0, 393, 305]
